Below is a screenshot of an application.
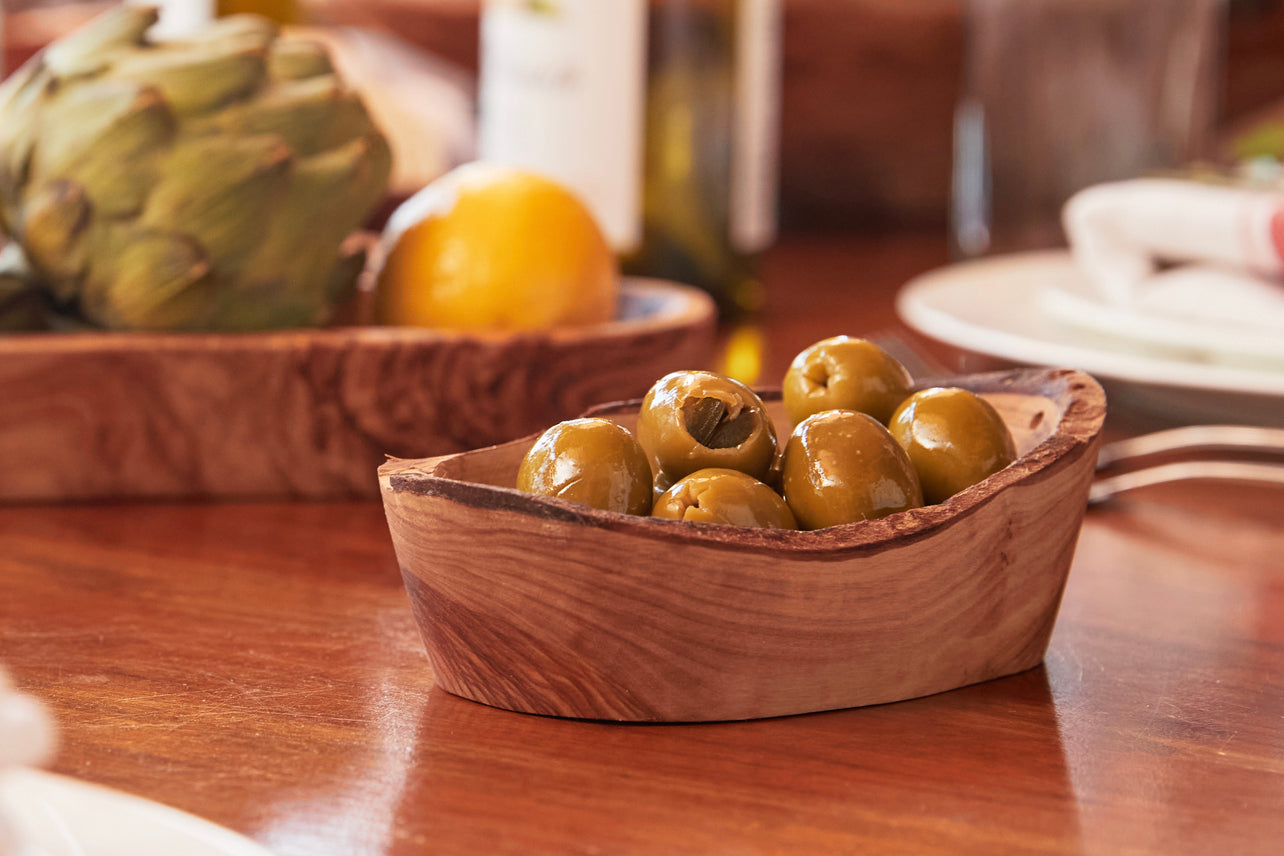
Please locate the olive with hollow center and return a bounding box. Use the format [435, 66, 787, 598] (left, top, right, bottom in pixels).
[889, 387, 1016, 504]
[782, 336, 913, 426]
[516, 418, 653, 515]
[653, 468, 798, 529]
[781, 409, 923, 530]
[636, 370, 778, 483]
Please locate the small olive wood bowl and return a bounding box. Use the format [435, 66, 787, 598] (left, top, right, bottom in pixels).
[379, 367, 1106, 722]
[0, 278, 714, 503]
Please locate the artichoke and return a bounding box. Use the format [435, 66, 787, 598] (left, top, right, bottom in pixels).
[0, 242, 47, 331]
[0, 4, 392, 331]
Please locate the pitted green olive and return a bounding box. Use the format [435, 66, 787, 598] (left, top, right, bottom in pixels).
[653, 467, 677, 503]
[889, 387, 1016, 504]
[782, 336, 914, 425]
[653, 468, 797, 529]
[636, 371, 778, 483]
[781, 409, 923, 530]
[517, 418, 653, 515]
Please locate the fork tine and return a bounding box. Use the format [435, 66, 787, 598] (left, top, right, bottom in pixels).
[1096, 425, 1284, 468]
[1089, 460, 1284, 505]
[865, 330, 953, 382]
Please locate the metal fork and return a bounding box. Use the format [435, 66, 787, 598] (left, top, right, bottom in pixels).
[1088, 425, 1284, 505]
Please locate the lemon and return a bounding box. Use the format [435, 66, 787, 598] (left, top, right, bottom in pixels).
[374, 162, 619, 331]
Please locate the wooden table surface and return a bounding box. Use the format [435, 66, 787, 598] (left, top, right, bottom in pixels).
[3, 229, 1283, 855]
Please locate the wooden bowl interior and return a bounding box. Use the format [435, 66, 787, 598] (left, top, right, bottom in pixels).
[411, 383, 1065, 497]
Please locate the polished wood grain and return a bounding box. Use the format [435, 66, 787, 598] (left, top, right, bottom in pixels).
[2, 230, 1282, 855]
[0, 280, 714, 503]
[380, 369, 1105, 721]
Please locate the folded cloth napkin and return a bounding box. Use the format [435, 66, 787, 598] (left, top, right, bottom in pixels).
[0, 666, 55, 770]
[1, 666, 58, 856]
[1059, 178, 1284, 359]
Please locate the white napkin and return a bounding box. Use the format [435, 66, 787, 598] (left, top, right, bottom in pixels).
[1, 668, 273, 856]
[0, 667, 56, 770]
[1, 666, 58, 856]
[1056, 178, 1284, 367]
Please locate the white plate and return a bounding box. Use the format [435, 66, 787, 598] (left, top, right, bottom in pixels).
[896, 250, 1284, 425]
[0, 768, 273, 856]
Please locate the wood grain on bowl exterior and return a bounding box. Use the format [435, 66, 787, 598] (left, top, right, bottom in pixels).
[380, 367, 1107, 722]
[0, 279, 715, 503]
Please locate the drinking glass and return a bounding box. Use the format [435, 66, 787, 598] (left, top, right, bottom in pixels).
[951, 0, 1227, 258]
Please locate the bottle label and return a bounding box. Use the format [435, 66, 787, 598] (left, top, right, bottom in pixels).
[731, 0, 781, 253]
[478, 0, 648, 251]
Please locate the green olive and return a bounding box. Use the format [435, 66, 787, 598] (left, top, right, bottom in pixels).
[781, 409, 923, 530]
[653, 467, 677, 503]
[635, 371, 778, 483]
[653, 468, 798, 529]
[516, 418, 653, 515]
[889, 387, 1016, 504]
[782, 336, 914, 425]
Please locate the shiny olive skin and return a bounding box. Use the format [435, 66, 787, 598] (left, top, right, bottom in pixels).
[635, 371, 778, 483]
[889, 387, 1016, 505]
[516, 418, 653, 515]
[652, 467, 677, 503]
[653, 468, 798, 530]
[781, 409, 923, 530]
[782, 336, 914, 426]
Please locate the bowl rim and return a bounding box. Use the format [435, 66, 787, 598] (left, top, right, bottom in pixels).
[0, 277, 716, 352]
[379, 366, 1107, 557]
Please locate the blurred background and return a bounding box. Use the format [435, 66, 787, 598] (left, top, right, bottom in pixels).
[8, 0, 1284, 234]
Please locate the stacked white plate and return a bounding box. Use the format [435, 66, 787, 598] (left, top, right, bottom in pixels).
[897, 250, 1284, 425]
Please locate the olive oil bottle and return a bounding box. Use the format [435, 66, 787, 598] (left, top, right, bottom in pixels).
[478, 0, 782, 319]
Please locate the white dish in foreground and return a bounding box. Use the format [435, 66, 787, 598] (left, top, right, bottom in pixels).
[0, 767, 272, 856]
[896, 250, 1284, 425]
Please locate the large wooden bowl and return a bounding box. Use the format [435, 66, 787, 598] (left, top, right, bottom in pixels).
[0, 278, 714, 503]
[379, 367, 1107, 722]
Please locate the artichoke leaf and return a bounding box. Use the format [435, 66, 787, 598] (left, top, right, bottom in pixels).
[221, 133, 390, 328]
[107, 41, 267, 116]
[138, 135, 291, 279]
[313, 93, 384, 154]
[0, 46, 51, 118]
[204, 74, 349, 157]
[42, 5, 158, 79]
[0, 60, 53, 164]
[268, 37, 334, 81]
[243, 133, 389, 282]
[33, 81, 166, 176]
[21, 180, 90, 301]
[33, 83, 173, 217]
[323, 241, 370, 307]
[0, 242, 49, 332]
[81, 228, 216, 331]
[141, 135, 292, 277]
[0, 65, 56, 229]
